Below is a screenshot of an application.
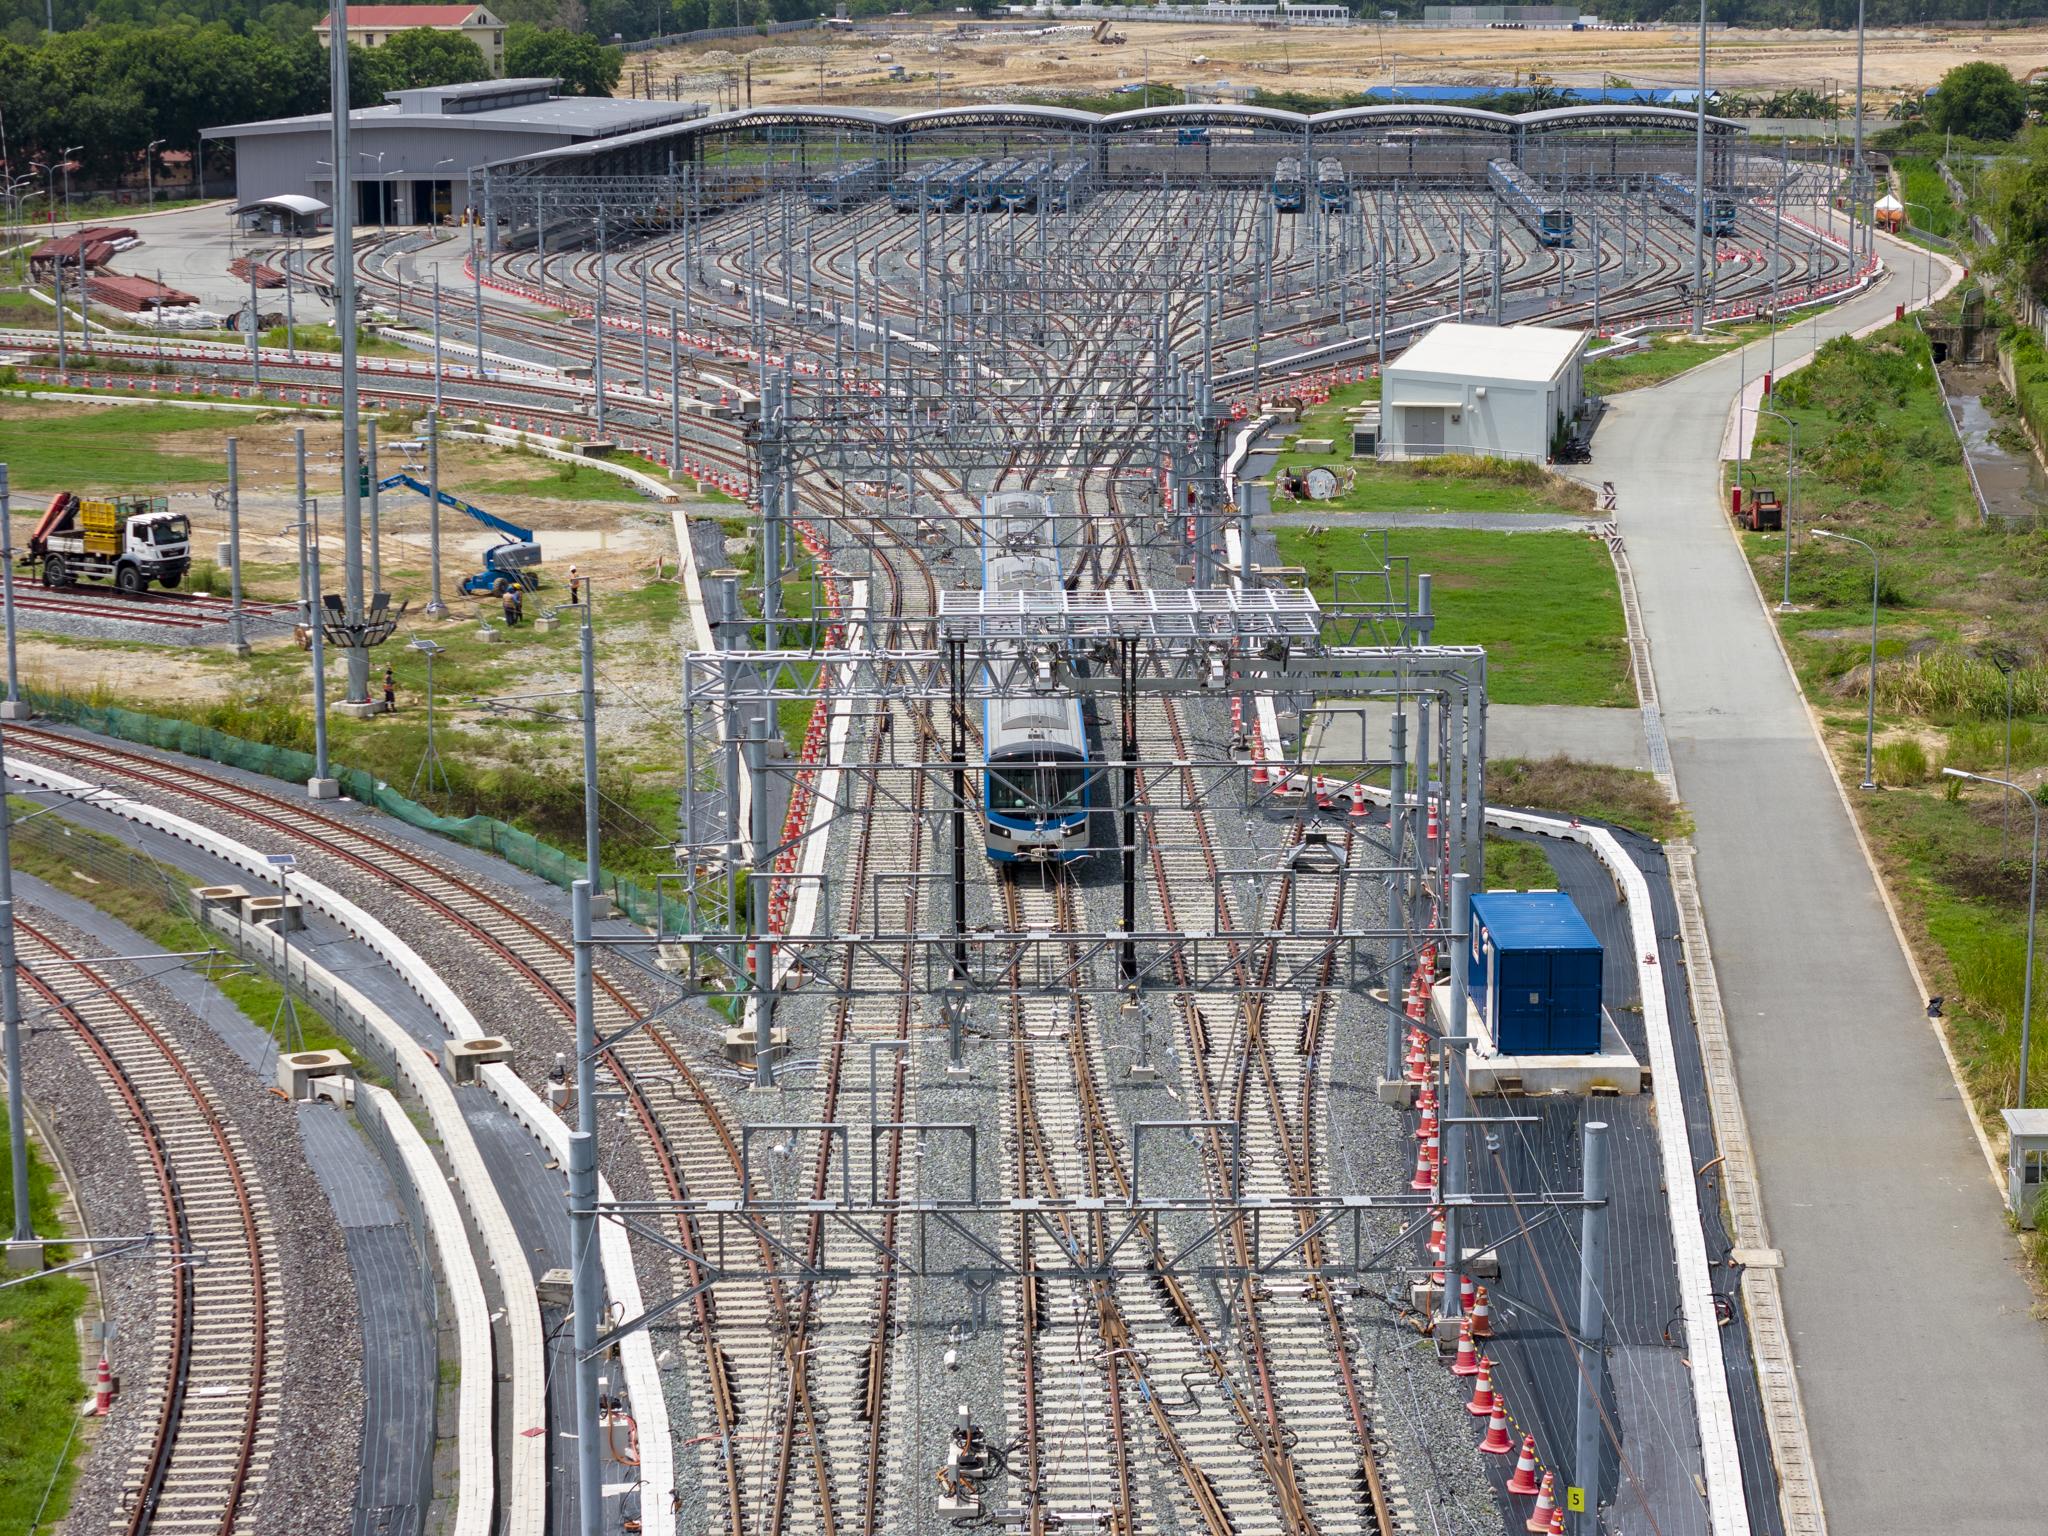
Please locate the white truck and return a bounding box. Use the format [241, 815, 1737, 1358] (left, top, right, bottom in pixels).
[27, 492, 192, 594]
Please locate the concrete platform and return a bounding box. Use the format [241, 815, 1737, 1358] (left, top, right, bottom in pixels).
[1431, 981, 1645, 1096]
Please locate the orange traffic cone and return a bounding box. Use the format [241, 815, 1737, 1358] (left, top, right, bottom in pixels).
[89, 1354, 112, 1416]
[1416, 1099, 1438, 1143]
[1507, 1436, 1541, 1495]
[1526, 1473, 1559, 1532]
[1459, 1273, 1477, 1315]
[1450, 1317, 1480, 1376]
[1350, 787, 1368, 818]
[1427, 1207, 1446, 1258]
[1479, 1403, 1513, 1455]
[1465, 1356, 1496, 1416]
[1410, 1132, 1436, 1192]
[1471, 1285, 1493, 1338]
[1547, 1507, 1564, 1535]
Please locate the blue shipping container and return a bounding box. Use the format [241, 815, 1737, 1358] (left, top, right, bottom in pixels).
[1467, 890, 1604, 1055]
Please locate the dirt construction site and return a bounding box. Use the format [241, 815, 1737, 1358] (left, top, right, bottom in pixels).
[641, 18, 2048, 111]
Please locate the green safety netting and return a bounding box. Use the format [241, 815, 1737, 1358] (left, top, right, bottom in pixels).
[23, 689, 685, 931]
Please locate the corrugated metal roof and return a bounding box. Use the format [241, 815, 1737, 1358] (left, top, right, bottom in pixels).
[1469, 889, 1600, 951]
[1387, 321, 1587, 385]
[206, 92, 699, 140]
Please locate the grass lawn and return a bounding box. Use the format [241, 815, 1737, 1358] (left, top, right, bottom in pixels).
[473, 454, 655, 505]
[1891, 156, 1963, 242]
[1583, 316, 1802, 397]
[0, 1133, 88, 1532]
[1266, 381, 1594, 517]
[256, 323, 416, 361]
[0, 401, 228, 489]
[1486, 755, 1688, 841]
[1484, 834, 1555, 890]
[1736, 316, 2048, 1224]
[1276, 525, 1633, 707]
[7, 799, 354, 1059]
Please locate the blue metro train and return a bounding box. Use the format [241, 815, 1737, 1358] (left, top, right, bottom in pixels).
[1652, 173, 1739, 238]
[1487, 158, 1574, 247]
[979, 490, 1091, 864]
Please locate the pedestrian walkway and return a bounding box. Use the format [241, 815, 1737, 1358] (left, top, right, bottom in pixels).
[1580, 238, 2046, 1535]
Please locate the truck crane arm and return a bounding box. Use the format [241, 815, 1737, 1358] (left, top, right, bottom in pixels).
[376, 474, 536, 544]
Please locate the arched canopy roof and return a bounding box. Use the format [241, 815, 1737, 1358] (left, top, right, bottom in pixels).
[485, 99, 1747, 176]
[1519, 103, 1738, 134]
[1310, 103, 1519, 135]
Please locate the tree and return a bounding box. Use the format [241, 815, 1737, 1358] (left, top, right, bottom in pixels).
[1928, 60, 2025, 142]
[364, 26, 489, 89]
[1989, 137, 2048, 297]
[503, 22, 619, 95]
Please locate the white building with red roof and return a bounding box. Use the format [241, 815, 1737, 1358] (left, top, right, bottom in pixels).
[317, 5, 507, 74]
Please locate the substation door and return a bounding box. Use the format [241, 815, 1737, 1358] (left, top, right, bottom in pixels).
[1404, 405, 1446, 455]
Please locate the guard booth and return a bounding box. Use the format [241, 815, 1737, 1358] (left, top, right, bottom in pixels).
[2000, 1109, 2048, 1228]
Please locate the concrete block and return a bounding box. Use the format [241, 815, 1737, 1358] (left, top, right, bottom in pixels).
[479, 624, 501, 643]
[332, 699, 382, 720]
[587, 891, 613, 922]
[0, 700, 33, 721]
[720, 1026, 789, 1064]
[1375, 1077, 1419, 1107]
[1460, 1245, 1502, 1281]
[1294, 437, 1334, 453]
[442, 1036, 513, 1085]
[531, 616, 557, 633]
[190, 884, 250, 917]
[240, 894, 305, 931]
[307, 777, 340, 801]
[276, 1048, 352, 1100]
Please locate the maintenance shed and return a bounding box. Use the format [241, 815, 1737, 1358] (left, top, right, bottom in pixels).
[1468, 889, 1604, 1055]
[1380, 321, 1587, 463]
[206, 78, 705, 227]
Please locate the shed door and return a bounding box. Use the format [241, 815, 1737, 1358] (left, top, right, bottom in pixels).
[1404, 405, 1445, 454]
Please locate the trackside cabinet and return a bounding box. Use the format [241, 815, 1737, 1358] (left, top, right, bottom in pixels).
[2001, 1110, 2048, 1229]
[1467, 890, 1604, 1055]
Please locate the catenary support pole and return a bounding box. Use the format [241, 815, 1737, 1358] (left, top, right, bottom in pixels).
[1438, 871, 1471, 1326]
[0, 466, 20, 714]
[580, 608, 601, 892]
[425, 412, 445, 618]
[1572, 1119, 1612, 1536]
[330, 3, 369, 707]
[0, 711, 26, 1254]
[226, 439, 248, 657]
[298, 430, 335, 797]
[566, 1124, 602, 1536]
[1384, 710, 1408, 1086]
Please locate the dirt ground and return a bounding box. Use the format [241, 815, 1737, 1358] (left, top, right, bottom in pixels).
[640, 20, 2048, 111]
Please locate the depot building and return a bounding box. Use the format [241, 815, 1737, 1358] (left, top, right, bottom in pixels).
[1379, 321, 1589, 464]
[207, 77, 705, 227]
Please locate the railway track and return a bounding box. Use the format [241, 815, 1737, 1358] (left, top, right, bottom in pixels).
[17, 913, 277, 1536]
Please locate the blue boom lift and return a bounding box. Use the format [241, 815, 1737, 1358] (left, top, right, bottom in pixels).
[373, 473, 543, 594]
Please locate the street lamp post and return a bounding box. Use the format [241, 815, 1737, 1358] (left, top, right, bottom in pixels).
[1945, 768, 2040, 1108]
[146, 139, 166, 213]
[1813, 527, 1880, 789]
[60, 146, 82, 225]
[1745, 404, 1799, 609]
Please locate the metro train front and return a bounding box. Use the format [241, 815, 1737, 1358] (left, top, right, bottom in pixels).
[980, 491, 1092, 864]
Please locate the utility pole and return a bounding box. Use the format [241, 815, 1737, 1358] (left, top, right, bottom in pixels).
[0, 705, 26, 1262]
[425, 412, 446, 619]
[1690, 0, 1707, 337]
[1571, 1120, 1612, 1535]
[329, 0, 370, 709]
[0, 464, 23, 716]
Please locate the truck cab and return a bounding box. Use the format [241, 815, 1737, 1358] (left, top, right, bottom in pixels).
[29, 493, 191, 594]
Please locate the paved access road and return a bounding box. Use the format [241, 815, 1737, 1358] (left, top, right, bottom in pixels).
[1584, 245, 2046, 1535]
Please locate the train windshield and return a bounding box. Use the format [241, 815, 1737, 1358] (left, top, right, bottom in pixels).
[988, 761, 1087, 815]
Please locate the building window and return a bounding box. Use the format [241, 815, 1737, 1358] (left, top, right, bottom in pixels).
[2025, 1149, 2048, 1184]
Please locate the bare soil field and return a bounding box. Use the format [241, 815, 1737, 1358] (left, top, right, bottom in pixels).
[640, 20, 2048, 112]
